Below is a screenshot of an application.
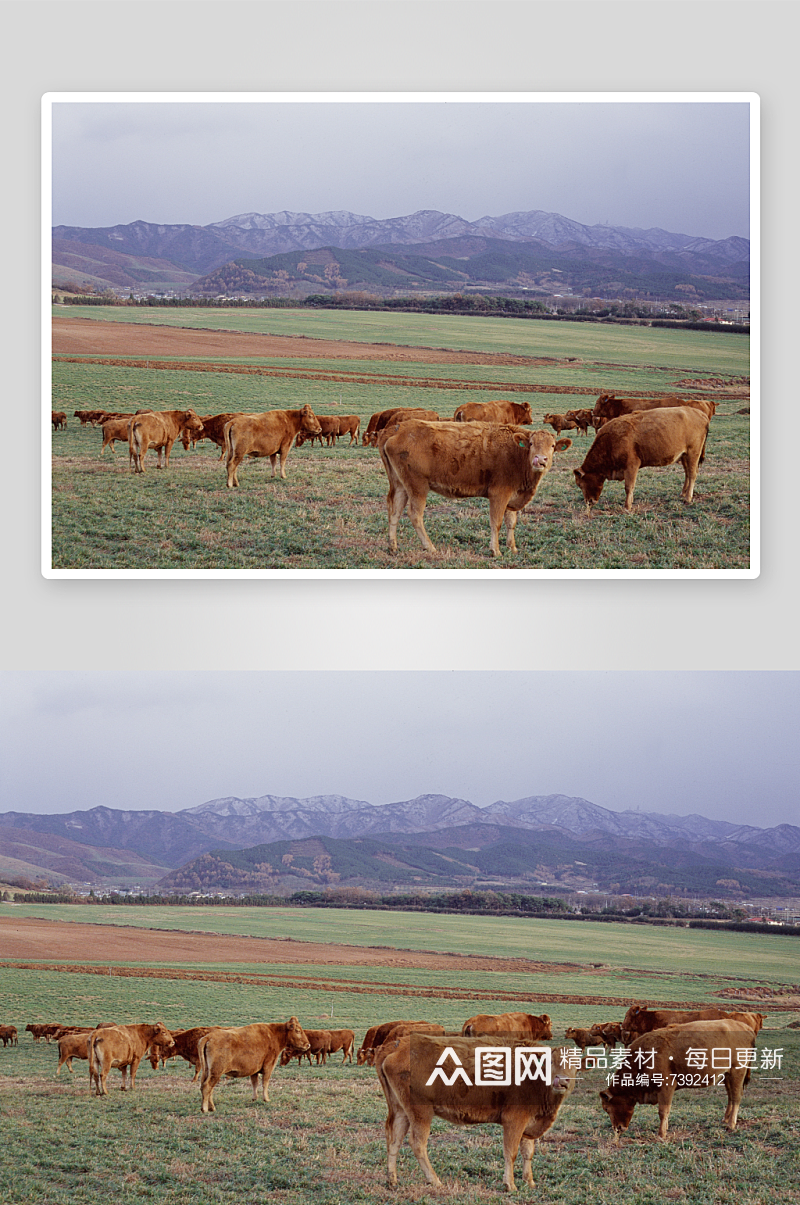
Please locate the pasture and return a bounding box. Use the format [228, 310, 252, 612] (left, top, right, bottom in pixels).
[1, 905, 796, 1204]
[49, 308, 751, 572]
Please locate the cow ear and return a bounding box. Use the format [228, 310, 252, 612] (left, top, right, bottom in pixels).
[555, 438, 572, 452]
[516, 435, 529, 449]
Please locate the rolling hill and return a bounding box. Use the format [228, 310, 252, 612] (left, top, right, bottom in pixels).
[52, 208, 749, 302]
[1, 793, 795, 899]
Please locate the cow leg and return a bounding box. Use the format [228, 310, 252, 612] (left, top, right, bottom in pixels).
[226, 451, 241, 489]
[501, 1115, 529, 1192]
[504, 508, 519, 554]
[656, 1085, 676, 1139]
[680, 450, 700, 503]
[384, 1105, 410, 1187]
[250, 1073, 260, 1100]
[407, 1118, 442, 1188]
[519, 1136, 536, 1188]
[723, 1071, 744, 1129]
[386, 482, 409, 553]
[406, 491, 436, 554]
[623, 465, 639, 512]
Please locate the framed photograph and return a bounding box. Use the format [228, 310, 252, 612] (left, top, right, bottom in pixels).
[43, 93, 758, 578]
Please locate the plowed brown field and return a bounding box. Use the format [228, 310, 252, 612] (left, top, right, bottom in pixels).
[51, 316, 557, 367]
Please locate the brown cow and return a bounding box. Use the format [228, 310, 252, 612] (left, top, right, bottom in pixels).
[198, 1017, 310, 1112]
[564, 1026, 596, 1052]
[462, 1012, 553, 1041]
[357, 1021, 427, 1067]
[52, 411, 67, 431]
[573, 406, 710, 512]
[336, 414, 361, 445]
[589, 1022, 623, 1049]
[0, 1025, 18, 1046]
[371, 1023, 447, 1066]
[454, 400, 532, 425]
[295, 415, 340, 448]
[100, 416, 138, 456]
[88, 1022, 175, 1096]
[26, 1023, 62, 1043]
[224, 406, 322, 487]
[367, 409, 442, 445]
[600, 1019, 757, 1142]
[147, 1026, 216, 1080]
[542, 412, 579, 437]
[620, 1005, 764, 1045]
[564, 408, 595, 436]
[280, 1028, 332, 1067]
[193, 413, 241, 459]
[592, 393, 717, 427]
[56, 1031, 92, 1074]
[377, 1035, 576, 1191]
[380, 420, 571, 557]
[380, 421, 568, 556]
[327, 1028, 355, 1063]
[129, 409, 204, 474]
[74, 409, 108, 426]
[362, 408, 405, 445]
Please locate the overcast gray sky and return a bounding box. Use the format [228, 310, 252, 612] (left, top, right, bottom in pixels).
[50, 97, 751, 241]
[1, 672, 794, 829]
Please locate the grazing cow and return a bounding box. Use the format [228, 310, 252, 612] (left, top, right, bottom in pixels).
[129, 409, 204, 474]
[379, 420, 571, 556]
[365, 409, 442, 446]
[99, 416, 137, 456]
[0, 1025, 18, 1046]
[371, 1023, 447, 1065]
[198, 1017, 310, 1112]
[296, 415, 340, 447]
[52, 411, 67, 431]
[26, 1023, 62, 1043]
[362, 408, 405, 445]
[192, 413, 241, 459]
[542, 412, 579, 437]
[592, 393, 717, 428]
[56, 1031, 92, 1074]
[73, 409, 108, 426]
[147, 1026, 216, 1080]
[88, 1021, 175, 1096]
[564, 1026, 595, 1052]
[565, 408, 595, 436]
[462, 1012, 553, 1041]
[454, 399, 533, 425]
[620, 1005, 764, 1045]
[573, 406, 710, 512]
[589, 1022, 623, 1049]
[377, 1035, 576, 1191]
[224, 405, 322, 487]
[600, 1019, 757, 1142]
[279, 1028, 332, 1067]
[357, 1021, 428, 1067]
[336, 414, 361, 445]
[327, 1028, 355, 1063]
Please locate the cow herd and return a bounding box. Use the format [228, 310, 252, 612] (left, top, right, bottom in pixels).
[5, 1001, 766, 1190]
[58, 390, 720, 557]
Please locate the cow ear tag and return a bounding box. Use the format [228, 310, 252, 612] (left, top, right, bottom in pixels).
[517, 438, 527, 448]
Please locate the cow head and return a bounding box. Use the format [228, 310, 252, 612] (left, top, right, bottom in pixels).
[285, 1016, 311, 1054]
[573, 467, 605, 507]
[300, 405, 322, 435]
[599, 1088, 635, 1139]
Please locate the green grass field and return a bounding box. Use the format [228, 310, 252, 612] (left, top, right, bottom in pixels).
[1, 905, 795, 1204]
[49, 308, 751, 572]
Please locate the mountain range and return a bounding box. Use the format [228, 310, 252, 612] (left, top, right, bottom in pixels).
[1, 793, 795, 900]
[52, 208, 749, 302]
